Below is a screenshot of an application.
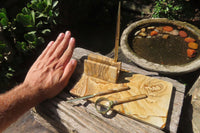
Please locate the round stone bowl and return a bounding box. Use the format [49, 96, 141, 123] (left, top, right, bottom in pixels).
[120, 18, 200, 75]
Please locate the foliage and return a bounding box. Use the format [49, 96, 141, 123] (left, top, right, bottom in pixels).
[0, 0, 59, 91]
[152, 0, 183, 19]
[152, 0, 195, 20]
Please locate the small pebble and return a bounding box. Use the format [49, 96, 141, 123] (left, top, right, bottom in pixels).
[139, 32, 147, 37]
[157, 33, 163, 37]
[162, 34, 169, 39]
[188, 42, 198, 49]
[156, 26, 163, 32]
[147, 35, 151, 38]
[179, 30, 188, 38]
[163, 26, 173, 32]
[184, 37, 196, 43]
[163, 31, 170, 34]
[147, 26, 155, 30]
[170, 30, 179, 36]
[141, 28, 146, 33]
[177, 26, 182, 30]
[154, 29, 159, 32]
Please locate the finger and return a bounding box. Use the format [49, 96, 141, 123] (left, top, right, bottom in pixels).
[38, 41, 54, 60]
[58, 37, 75, 67]
[53, 31, 71, 58]
[60, 59, 77, 86]
[46, 33, 65, 57]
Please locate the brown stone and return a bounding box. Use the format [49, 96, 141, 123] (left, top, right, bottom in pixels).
[162, 34, 169, 39]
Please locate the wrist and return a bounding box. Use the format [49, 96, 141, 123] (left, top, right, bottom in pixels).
[19, 82, 45, 106]
[0, 82, 44, 131]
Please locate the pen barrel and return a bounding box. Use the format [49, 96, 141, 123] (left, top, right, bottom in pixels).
[114, 1, 121, 62]
[114, 94, 147, 105]
[95, 86, 129, 96]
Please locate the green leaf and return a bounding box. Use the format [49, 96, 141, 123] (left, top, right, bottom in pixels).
[36, 13, 47, 18]
[44, 6, 51, 14]
[49, 10, 53, 17]
[52, 19, 57, 25]
[37, 37, 45, 44]
[0, 18, 8, 29]
[52, 1, 58, 9]
[37, 2, 45, 12]
[22, 7, 31, 14]
[31, 0, 38, 4]
[54, 8, 59, 17]
[0, 12, 7, 19]
[43, 21, 48, 24]
[16, 13, 34, 27]
[28, 31, 37, 34]
[47, 0, 52, 6]
[0, 8, 7, 14]
[30, 3, 38, 10]
[36, 21, 43, 28]
[0, 43, 6, 49]
[0, 54, 3, 59]
[16, 41, 27, 51]
[8, 67, 15, 72]
[24, 31, 37, 43]
[41, 29, 51, 35]
[6, 72, 13, 78]
[31, 10, 35, 25]
[27, 3, 32, 8]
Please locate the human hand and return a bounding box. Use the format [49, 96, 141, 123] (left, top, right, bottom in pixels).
[23, 31, 77, 100]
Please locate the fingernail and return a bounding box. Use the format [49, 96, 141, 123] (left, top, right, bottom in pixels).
[59, 33, 64, 37]
[71, 59, 76, 65]
[70, 37, 74, 42]
[48, 41, 54, 47]
[65, 31, 71, 36]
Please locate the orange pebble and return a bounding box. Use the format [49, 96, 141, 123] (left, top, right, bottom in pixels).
[188, 42, 198, 49]
[150, 30, 158, 36]
[179, 30, 187, 38]
[187, 49, 196, 58]
[163, 26, 173, 32]
[184, 37, 196, 43]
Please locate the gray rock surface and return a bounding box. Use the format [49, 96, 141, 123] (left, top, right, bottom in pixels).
[189, 76, 200, 133]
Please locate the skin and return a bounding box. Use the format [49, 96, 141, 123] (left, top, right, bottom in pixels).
[0, 31, 77, 132]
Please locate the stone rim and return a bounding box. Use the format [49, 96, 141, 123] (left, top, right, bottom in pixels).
[120, 18, 200, 75]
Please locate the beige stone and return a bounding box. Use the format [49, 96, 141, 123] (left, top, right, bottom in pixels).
[70, 74, 173, 128]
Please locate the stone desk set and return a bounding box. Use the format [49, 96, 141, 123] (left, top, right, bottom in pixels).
[32, 5, 200, 132]
[32, 47, 185, 133]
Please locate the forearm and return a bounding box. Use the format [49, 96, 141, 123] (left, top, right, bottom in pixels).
[0, 31, 77, 132]
[0, 83, 43, 132]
